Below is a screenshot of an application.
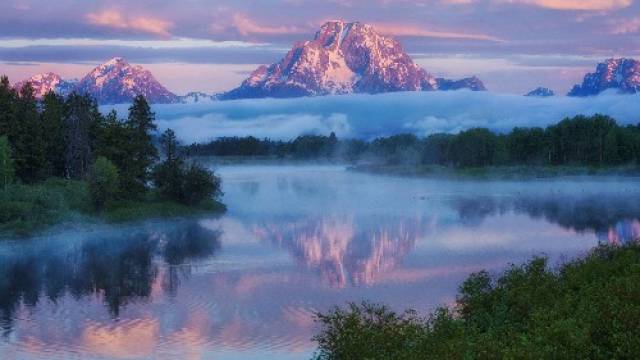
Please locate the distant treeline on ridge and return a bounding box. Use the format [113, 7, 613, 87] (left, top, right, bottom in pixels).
[185, 114, 640, 168]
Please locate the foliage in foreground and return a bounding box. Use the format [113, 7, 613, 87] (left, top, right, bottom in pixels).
[314, 244, 640, 359]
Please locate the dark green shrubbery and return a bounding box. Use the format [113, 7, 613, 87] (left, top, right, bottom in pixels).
[314, 244, 640, 359]
[154, 129, 222, 206]
[0, 179, 90, 236]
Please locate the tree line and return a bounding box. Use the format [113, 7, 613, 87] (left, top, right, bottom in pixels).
[0, 76, 220, 210]
[185, 114, 640, 168]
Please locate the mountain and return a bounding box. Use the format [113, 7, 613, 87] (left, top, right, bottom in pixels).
[178, 91, 217, 104]
[13, 72, 76, 98]
[221, 20, 485, 99]
[525, 87, 555, 97]
[436, 76, 486, 91]
[75, 57, 178, 104]
[568, 58, 640, 96]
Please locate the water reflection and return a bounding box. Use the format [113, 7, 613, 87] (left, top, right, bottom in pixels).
[451, 193, 640, 244]
[0, 221, 221, 332]
[2, 166, 640, 359]
[255, 216, 423, 287]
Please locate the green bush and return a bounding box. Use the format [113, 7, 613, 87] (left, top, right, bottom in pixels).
[88, 157, 120, 211]
[182, 163, 221, 206]
[314, 244, 640, 359]
[0, 179, 89, 236]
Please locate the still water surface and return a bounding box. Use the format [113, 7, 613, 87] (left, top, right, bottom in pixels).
[1, 165, 640, 359]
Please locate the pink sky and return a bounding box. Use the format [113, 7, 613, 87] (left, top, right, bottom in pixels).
[1, 0, 639, 94]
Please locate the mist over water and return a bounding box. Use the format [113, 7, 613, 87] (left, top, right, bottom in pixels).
[107, 92, 640, 143]
[1, 165, 640, 359]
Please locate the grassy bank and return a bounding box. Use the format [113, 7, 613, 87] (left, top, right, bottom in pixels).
[0, 178, 226, 238]
[351, 163, 640, 179]
[314, 244, 640, 359]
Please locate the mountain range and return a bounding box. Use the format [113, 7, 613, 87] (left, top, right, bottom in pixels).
[11, 22, 640, 103]
[14, 58, 179, 105]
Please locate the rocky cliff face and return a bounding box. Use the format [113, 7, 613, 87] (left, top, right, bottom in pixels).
[222, 21, 485, 99]
[568, 58, 640, 96]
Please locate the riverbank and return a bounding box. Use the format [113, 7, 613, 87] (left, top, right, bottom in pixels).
[314, 243, 640, 359]
[0, 178, 226, 238]
[350, 163, 640, 179]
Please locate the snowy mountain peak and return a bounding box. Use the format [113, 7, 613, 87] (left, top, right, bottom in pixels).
[222, 21, 484, 99]
[568, 58, 640, 96]
[76, 57, 178, 104]
[14, 72, 75, 98]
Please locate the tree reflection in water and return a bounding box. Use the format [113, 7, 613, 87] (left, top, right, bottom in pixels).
[0, 220, 221, 333]
[451, 193, 640, 244]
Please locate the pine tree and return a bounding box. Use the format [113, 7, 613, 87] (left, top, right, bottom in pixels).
[64, 93, 93, 179]
[13, 83, 46, 182]
[0, 76, 16, 138]
[0, 135, 14, 188]
[95, 110, 131, 176]
[41, 91, 66, 177]
[154, 128, 184, 202]
[160, 128, 179, 162]
[124, 95, 158, 195]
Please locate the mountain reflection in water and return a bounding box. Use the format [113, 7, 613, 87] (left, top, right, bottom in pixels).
[1, 166, 640, 359]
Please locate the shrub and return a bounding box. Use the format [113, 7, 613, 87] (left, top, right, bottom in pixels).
[88, 156, 120, 211]
[181, 163, 221, 206]
[314, 244, 640, 359]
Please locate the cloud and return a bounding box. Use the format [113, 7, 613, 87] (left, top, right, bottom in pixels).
[230, 14, 308, 36]
[103, 91, 640, 144]
[610, 16, 640, 34]
[85, 10, 174, 38]
[498, 0, 632, 10]
[373, 23, 503, 42]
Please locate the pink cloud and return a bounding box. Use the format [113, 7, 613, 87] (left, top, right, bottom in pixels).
[373, 23, 504, 42]
[85, 10, 173, 38]
[611, 16, 640, 34]
[498, 0, 632, 10]
[231, 14, 307, 36]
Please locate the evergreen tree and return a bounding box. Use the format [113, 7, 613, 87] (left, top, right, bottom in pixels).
[13, 83, 46, 182]
[0, 76, 16, 138]
[124, 95, 158, 195]
[154, 128, 184, 202]
[95, 110, 131, 179]
[64, 93, 94, 179]
[0, 135, 14, 188]
[88, 156, 120, 211]
[160, 128, 179, 162]
[41, 91, 66, 177]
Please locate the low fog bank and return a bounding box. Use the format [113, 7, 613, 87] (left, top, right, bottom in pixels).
[105, 91, 640, 143]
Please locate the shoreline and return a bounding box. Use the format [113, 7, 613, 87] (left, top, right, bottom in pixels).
[349, 163, 640, 180]
[0, 178, 226, 240]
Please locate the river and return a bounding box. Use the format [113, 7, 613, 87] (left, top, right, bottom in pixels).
[1, 165, 639, 359]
